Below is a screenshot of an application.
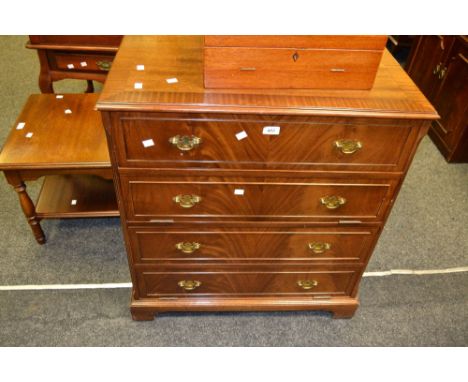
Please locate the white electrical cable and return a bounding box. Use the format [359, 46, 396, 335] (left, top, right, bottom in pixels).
[0, 266, 466, 291]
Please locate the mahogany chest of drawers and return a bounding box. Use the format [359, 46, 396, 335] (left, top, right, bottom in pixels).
[97, 36, 438, 320]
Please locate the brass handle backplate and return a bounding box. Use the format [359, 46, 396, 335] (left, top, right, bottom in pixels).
[169, 135, 202, 151]
[334, 139, 362, 154]
[297, 280, 318, 290]
[96, 60, 112, 71]
[175, 241, 201, 254]
[308, 242, 331, 254]
[173, 194, 202, 208]
[320, 195, 346, 210]
[178, 280, 201, 291]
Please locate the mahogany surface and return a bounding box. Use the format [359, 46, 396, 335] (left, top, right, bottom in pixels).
[27, 35, 122, 93]
[406, 35, 468, 162]
[0, 94, 115, 244]
[97, 36, 438, 320]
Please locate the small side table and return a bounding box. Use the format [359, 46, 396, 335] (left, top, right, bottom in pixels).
[0, 93, 118, 244]
[26, 35, 122, 93]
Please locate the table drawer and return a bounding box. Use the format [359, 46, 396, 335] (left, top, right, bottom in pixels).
[136, 268, 358, 297]
[204, 47, 383, 89]
[50, 52, 115, 72]
[128, 226, 378, 263]
[115, 115, 415, 171]
[121, 176, 394, 222]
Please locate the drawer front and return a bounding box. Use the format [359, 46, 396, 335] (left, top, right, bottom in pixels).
[136, 269, 358, 297]
[128, 227, 378, 263]
[122, 176, 394, 222]
[50, 52, 115, 72]
[204, 48, 382, 89]
[115, 116, 414, 171]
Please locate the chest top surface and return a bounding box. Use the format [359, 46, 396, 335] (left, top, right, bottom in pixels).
[97, 36, 437, 120]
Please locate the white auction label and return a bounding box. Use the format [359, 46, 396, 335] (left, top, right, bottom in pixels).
[142, 139, 155, 148]
[25, 132, 33, 138]
[80, 62, 87, 67]
[235, 131, 248, 141]
[71, 199, 77, 206]
[134, 82, 143, 89]
[67, 64, 74, 69]
[262, 126, 281, 135]
[234, 189, 245, 195]
[16, 122, 25, 130]
[64, 109, 72, 114]
[166, 78, 178, 84]
[56, 95, 64, 99]
[136, 64, 145, 71]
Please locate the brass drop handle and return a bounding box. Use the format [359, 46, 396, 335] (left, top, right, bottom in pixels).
[334, 139, 362, 154]
[169, 135, 202, 151]
[96, 60, 112, 71]
[308, 242, 331, 254]
[175, 241, 201, 254]
[173, 194, 202, 208]
[297, 280, 318, 290]
[320, 195, 346, 210]
[433, 63, 441, 75]
[438, 66, 447, 80]
[178, 280, 201, 291]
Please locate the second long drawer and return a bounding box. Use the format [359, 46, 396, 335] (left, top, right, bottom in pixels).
[120, 175, 397, 222]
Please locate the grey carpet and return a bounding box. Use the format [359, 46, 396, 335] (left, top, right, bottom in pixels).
[0, 36, 467, 346]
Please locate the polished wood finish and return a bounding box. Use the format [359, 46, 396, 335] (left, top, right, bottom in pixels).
[111, 112, 421, 172]
[27, 35, 122, 93]
[35, 175, 118, 218]
[204, 36, 388, 50]
[204, 36, 386, 89]
[121, 175, 395, 222]
[136, 266, 359, 297]
[97, 36, 438, 320]
[0, 94, 115, 244]
[406, 36, 468, 162]
[127, 226, 379, 263]
[0, 94, 110, 169]
[98, 37, 435, 119]
[204, 47, 384, 89]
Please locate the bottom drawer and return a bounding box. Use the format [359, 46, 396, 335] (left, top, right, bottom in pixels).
[136, 268, 359, 297]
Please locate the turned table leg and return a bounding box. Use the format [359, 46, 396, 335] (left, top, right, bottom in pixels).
[36, 50, 54, 94]
[85, 80, 95, 93]
[4, 171, 46, 244]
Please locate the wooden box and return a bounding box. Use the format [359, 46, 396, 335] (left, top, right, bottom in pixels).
[204, 36, 387, 90]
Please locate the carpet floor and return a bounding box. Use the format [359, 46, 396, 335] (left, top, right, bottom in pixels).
[0, 36, 466, 346]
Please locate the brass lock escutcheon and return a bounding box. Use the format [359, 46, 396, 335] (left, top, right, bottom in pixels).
[175, 241, 201, 254]
[320, 195, 346, 210]
[173, 194, 202, 208]
[178, 280, 201, 291]
[334, 139, 362, 155]
[169, 135, 202, 151]
[96, 60, 112, 71]
[297, 280, 318, 290]
[308, 242, 331, 254]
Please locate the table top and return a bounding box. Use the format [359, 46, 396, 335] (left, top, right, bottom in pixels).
[97, 36, 438, 120]
[0, 94, 110, 170]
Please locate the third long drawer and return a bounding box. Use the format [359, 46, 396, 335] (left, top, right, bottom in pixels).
[127, 226, 380, 263]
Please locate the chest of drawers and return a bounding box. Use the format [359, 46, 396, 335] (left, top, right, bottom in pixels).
[97, 36, 438, 320]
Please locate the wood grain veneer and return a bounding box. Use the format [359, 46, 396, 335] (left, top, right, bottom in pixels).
[97, 36, 438, 320]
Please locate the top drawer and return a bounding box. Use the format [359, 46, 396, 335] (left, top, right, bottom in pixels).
[111, 114, 419, 172]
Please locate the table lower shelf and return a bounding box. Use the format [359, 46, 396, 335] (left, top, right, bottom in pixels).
[35, 174, 119, 218]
